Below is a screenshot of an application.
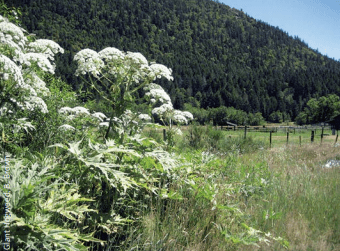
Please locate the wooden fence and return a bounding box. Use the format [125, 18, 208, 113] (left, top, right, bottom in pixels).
[158, 125, 339, 148]
[220, 125, 338, 147]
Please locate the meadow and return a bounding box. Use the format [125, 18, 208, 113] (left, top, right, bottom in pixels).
[139, 125, 340, 251]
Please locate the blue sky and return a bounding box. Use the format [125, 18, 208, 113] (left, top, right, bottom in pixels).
[220, 0, 340, 61]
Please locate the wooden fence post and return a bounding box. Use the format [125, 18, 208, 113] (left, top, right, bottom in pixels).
[335, 131, 339, 146]
[311, 130, 314, 143]
[321, 127, 324, 144]
[244, 126, 247, 139]
[287, 132, 289, 145]
[163, 129, 167, 141]
[299, 135, 301, 147]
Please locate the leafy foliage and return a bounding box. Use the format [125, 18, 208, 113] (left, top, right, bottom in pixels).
[295, 94, 340, 124]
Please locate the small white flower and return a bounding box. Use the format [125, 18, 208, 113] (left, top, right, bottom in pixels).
[27, 39, 64, 60]
[99, 122, 109, 127]
[91, 112, 107, 121]
[3, 73, 8, 80]
[0, 19, 27, 49]
[25, 72, 50, 96]
[74, 48, 104, 78]
[182, 111, 194, 121]
[24, 96, 48, 113]
[23, 53, 55, 74]
[98, 47, 125, 61]
[152, 103, 174, 116]
[150, 63, 174, 81]
[138, 114, 151, 121]
[58, 124, 76, 131]
[173, 114, 188, 124]
[73, 106, 90, 115]
[125, 51, 148, 65]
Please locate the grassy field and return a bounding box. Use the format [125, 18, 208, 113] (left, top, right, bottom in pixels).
[137, 124, 340, 250]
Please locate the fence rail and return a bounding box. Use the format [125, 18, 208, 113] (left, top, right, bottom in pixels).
[152, 125, 339, 148]
[219, 125, 338, 147]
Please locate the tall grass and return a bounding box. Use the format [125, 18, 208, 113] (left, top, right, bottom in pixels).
[241, 144, 340, 250]
[138, 125, 340, 250]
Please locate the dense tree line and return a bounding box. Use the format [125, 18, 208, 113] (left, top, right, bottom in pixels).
[7, 0, 340, 121]
[295, 94, 340, 125]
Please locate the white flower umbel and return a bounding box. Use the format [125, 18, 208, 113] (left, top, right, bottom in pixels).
[125, 52, 148, 66]
[145, 83, 172, 105]
[74, 49, 104, 78]
[152, 103, 174, 117]
[173, 113, 188, 124]
[182, 111, 194, 121]
[25, 72, 50, 96]
[0, 54, 25, 85]
[138, 113, 151, 121]
[99, 122, 109, 127]
[72, 106, 90, 115]
[91, 112, 107, 122]
[146, 88, 172, 104]
[27, 39, 64, 60]
[24, 96, 48, 113]
[0, 31, 24, 62]
[23, 53, 55, 74]
[0, 54, 39, 98]
[58, 106, 74, 115]
[59, 106, 108, 124]
[0, 17, 27, 49]
[98, 47, 125, 62]
[150, 63, 174, 81]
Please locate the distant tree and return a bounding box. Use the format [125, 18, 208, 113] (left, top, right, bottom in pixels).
[295, 94, 340, 124]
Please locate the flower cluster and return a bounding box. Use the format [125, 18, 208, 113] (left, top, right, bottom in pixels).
[23, 53, 55, 74]
[91, 112, 107, 122]
[58, 106, 107, 122]
[25, 72, 51, 96]
[152, 103, 174, 117]
[138, 113, 151, 121]
[145, 83, 172, 104]
[0, 19, 27, 49]
[150, 63, 174, 81]
[58, 124, 76, 131]
[74, 48, 104, 78]
[173, 110, 188, 124]
[145, 83, 193, 125]
[0, 15, 64, 115]
[125, 51, 148, 66]
[73, 47, 173, 84]
[0, 54, 26, 88]
[27, 39, 64, 61]
[24, 96, 49, 113]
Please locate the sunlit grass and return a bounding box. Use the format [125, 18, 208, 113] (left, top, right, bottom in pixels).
[136, 126, 340, 250]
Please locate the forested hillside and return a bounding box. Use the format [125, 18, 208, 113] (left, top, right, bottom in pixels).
[7, 0, 340, 120]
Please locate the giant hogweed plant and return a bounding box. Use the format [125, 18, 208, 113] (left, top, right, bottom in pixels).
[0, 14, 105, 250]
[73, 47, 193, 144]
[47, 134, 188, 239]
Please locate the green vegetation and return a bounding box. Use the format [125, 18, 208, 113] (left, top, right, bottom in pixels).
[296, 94, 340, 125]
[6, 0, 340, 122]
[1, 3, 339, 251]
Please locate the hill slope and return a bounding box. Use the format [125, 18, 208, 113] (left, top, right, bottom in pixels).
[8, 0, 340, 120]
